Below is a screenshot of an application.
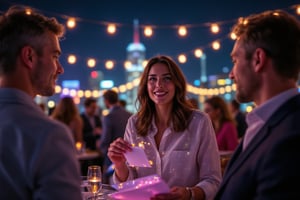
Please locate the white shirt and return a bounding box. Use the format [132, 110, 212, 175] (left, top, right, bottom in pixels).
[113, 110, 222, 200]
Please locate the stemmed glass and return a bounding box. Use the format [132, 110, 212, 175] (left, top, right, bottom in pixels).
[87, 165, 102, 200]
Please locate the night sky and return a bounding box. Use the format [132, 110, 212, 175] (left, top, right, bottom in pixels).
[1, 0, 299, 90]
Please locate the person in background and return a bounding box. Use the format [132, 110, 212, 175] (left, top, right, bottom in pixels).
[51, 96, 83, 143]
[108, 55, 221, 200]
[215, 10, 300, 199]
[204, 96, 239, 151]
[100, 90, 132, 183]
[229, 99, 247, 139]
[188, 97, 199, 109]
[118, 99, 127, 108]
[81, 97, 102, 151]
[0, 6, 81, 199]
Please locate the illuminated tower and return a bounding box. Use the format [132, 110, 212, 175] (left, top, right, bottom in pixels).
[200, 53, 207, 85]
[198, 53, 207, 110]
[125, 19, 146, 113]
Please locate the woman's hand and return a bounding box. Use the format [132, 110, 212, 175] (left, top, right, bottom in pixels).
[107, 137, 131, 167]
[107, 137, 132, 181]
[150, 186, 190, 200]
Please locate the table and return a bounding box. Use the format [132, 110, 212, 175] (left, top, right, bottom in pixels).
[219, 150, 233, 175]
[77, 150, 101, 161]
[81, 182, 116, 199]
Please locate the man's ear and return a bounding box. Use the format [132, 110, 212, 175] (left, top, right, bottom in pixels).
[252, 48, 267, 72]
[20, 46, 35, 69]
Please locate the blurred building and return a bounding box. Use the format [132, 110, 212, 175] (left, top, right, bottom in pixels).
[125, 19, 146, 113]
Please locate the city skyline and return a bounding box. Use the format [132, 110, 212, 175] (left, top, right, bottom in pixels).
[1, 0, 299, 91]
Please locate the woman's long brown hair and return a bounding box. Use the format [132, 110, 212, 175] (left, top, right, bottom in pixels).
[135, 55, 194, 136]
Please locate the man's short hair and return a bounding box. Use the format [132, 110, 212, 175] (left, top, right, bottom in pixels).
[103, 90, 118, 104]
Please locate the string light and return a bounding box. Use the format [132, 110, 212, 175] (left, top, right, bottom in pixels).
[144, 26, 153, 37]
[107, 24, 117, 34]
[87, 58, 96, 68]
[210, 23, 220, 34]
[11, 3, 298, 99]
[25, 8, 32, 15]
[194, 49, 203, 58]
[230, 32, 237, 40]
[67, 54, 77, 64]
[67, 17, 76, 29]
[296, 5, 300, 15]
[178, 26, 187, 37]
[212, 40, 221, 50]
[178, 54, 187, 63]
[10, 3, 299, 71]
[105, 60, 114, 70]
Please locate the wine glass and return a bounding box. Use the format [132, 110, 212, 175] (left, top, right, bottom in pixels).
[87, 165, 102, 199]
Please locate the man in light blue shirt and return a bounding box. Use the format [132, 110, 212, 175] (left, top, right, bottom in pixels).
[0, 6, 82, 199]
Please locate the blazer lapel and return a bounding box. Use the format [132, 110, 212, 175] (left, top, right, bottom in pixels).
[218, 94, 300, 193]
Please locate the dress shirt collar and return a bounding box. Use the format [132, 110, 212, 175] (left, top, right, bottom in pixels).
[0, 88, 37, 107]
[247, 88, 299, 125]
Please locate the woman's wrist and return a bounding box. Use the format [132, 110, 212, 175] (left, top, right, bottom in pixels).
[114, 163, 129, 182]
[185, 187, 194, 200]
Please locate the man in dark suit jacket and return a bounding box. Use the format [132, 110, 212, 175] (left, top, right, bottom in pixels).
[215, 10, 300, 200]
[100, 90, 132, 183]
[81, 97, 102, 150]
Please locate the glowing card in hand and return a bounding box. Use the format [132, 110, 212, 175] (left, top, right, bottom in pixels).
[124, 146, 151, 167]
[109, 174, 170, 200]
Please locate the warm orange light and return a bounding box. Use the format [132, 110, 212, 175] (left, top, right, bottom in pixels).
[107, 24, 116, 34]
[105, 60, 114, 70]
[178, 54, 187, 63]
[212, 41, 221, 50]
[87, 58, 96, 68]
[230, 32, 237, 40]
[296, 5, 300, 15]
[178, 26, 187, 37]
[144, 26, 153, 37]
[67, 18, 76, 29]
[210, 23, 220, 34]
[25, 8, 32, 15]
[124, 61, 132, 70]
[194, 49, 203, 58]
[68, 54, 76, 64]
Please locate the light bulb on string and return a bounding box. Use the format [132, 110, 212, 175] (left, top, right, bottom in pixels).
[87, 58, 96, 68]
[296, 5, 300, 15]
[210, 23, 220, 34]
[105, 60, 114, 70]
[178, 54, 187, 63]
[178, 26, 187, 37]
[67, 17, 76, 29]
[107, 24, 116, 34]
[194, 49, 203, 58]
[68, 54, 77, 64]
[212, 41, 221, 50]
[144, 26, 153, 37]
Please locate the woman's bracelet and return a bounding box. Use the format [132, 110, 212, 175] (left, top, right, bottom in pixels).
[186, 187, 195, 200]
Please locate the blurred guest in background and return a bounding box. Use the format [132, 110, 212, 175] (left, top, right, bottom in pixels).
[108, 55, 221, 200]
[229, 99, 247, 139]
[204, 96, 239, 151]
[51, 96, 83, 143]
[100, 90, 132, 183]
[81, 97, 102, 151]
[215, 10, 300, 200]
[0, 6, 81, 199]
[188, 97, 199, 109]
[118, 99, 127, 108]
